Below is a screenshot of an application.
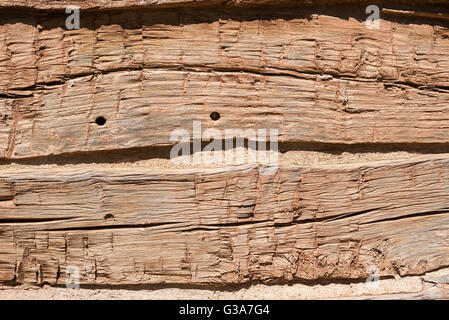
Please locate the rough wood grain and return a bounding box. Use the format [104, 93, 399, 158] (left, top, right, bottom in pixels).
[1, 7, 449, 158]
[2, 156, 449, 285]
[1, 0, 449, 10]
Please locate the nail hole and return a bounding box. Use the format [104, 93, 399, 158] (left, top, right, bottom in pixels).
[210, 112, 220, 121]
[95, 116, 106, 126]
[104, 214, 114, 221]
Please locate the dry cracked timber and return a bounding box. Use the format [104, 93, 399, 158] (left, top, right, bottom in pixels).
[0, 0, 449, 299]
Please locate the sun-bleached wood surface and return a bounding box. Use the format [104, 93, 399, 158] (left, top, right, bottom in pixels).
[1, 1, 449, 295]
[1, 0, 449, 10]
[2, 7, 449, 158]
[1, 156, 449, 285]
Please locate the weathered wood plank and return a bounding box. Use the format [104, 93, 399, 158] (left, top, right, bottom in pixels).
[1, 156, 449, 285]
[1, 8, 449, 158]
[3, 8, 449, 90]
[3, 67, 449, 158]
[1, 0, 449, 10]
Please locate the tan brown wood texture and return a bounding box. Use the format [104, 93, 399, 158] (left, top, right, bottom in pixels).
[1, 156, 449, 285]
[1, 0, 449, 10]
[1, 7, 449, 158]
[1, 1, 449, 290]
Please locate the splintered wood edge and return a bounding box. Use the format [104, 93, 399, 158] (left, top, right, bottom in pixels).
[2, 154, 449, 285]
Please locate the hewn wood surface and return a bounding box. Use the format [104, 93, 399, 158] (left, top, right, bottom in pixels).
[1, 0, 449, 10]
[1, 156, 449, 285]
[1, 7, 449, 158]
[1, 1, 449, 294]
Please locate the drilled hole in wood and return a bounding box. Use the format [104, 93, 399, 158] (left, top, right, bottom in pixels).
[95, 116, 107, 126]
[210, 112, 220, 121]
[104, 214, 114, 221]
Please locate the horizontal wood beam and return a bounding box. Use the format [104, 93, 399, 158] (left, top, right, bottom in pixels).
[2, 156, 449, 285]
[1, 0, 449, 10]
[1, 8, 449, 158]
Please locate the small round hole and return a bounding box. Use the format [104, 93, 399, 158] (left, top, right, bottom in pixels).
[104, 214, 114, 221]
[95, 116, 107, 126]
[210, 112, 220, 121]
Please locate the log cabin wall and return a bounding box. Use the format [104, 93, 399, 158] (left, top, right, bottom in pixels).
[1, 0, 449, 287]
